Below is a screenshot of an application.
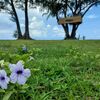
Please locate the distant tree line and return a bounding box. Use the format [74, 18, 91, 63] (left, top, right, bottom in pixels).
[0, 0, 100, 40]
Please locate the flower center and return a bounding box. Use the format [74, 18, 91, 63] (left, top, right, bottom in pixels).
[0, 76, 5, 81]
[17, 70, 23, 74]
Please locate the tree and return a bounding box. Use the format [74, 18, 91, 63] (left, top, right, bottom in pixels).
[0, 0, 23, 39]
[35, 0, 100, 39]
[24, 0, 31, 39]
[0, 0, 35, 39]
[0, 1, 4, 10]
[16, 0, 34, 39]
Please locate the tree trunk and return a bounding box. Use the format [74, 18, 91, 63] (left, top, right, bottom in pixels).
[10, 0, 22, 39]
[23, 0, 31, 39]
[62, 23, 80, 40]
[70, 24, 79, 39]
[70, 24, 77, 39]
[62, 24, 70, 40]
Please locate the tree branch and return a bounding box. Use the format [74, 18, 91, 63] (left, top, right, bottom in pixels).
[82, 1, 100, 17]
[66, 4, 74, 14]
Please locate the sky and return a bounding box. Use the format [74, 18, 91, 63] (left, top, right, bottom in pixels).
[0, 6, 100, 40]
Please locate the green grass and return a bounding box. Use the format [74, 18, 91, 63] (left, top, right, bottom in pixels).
[0, 40, 100, 53]
[0, 40, 100, 100]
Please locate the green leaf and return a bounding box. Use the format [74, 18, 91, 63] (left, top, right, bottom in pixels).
[21, 84, 29, 89]
[3, 91, 14, 100]
[0, 89, 5, 93]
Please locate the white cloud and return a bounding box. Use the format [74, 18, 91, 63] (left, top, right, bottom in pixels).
[53, 26, 65, 37]
[29, 14, 48, 38]
[20, 24, 25, 28]
[47, 24, 51, 28]
[93, 29, 100, 34]
[0, 30, 14, 40]
[29, 7, 44, 19]
[0, 30, 13, 34]
[0, 13, 10, 22]
[30, 17, 45, 30]
[86, 14, 98, 19]
[53, 26, 59, 32]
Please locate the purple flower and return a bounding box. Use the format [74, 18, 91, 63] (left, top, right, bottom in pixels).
[22, 45, 27, 52]
[0, 70, 9, 89]
[9, 61, 31, 85]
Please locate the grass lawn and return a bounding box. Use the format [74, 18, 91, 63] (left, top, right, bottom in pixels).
[0, 40, 100, 100]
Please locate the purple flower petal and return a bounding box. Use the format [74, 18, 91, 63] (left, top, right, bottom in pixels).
[10, 73, 17, 83]
[0, 70, 9, 89]
[9, 64, 16, 72]
[16, 61, 24, 69]
[23, 69, 31, 78]
[0, 81, 7, 89]
[5, 77, 10, 84]
[17, 75, 26, 85]
[0, 70, 7, 76]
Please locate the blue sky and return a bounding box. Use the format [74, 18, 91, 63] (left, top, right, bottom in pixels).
[0, 6, 100, 40]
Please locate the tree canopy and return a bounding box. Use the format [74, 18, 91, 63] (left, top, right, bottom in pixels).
[35, 0, 100, 39]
